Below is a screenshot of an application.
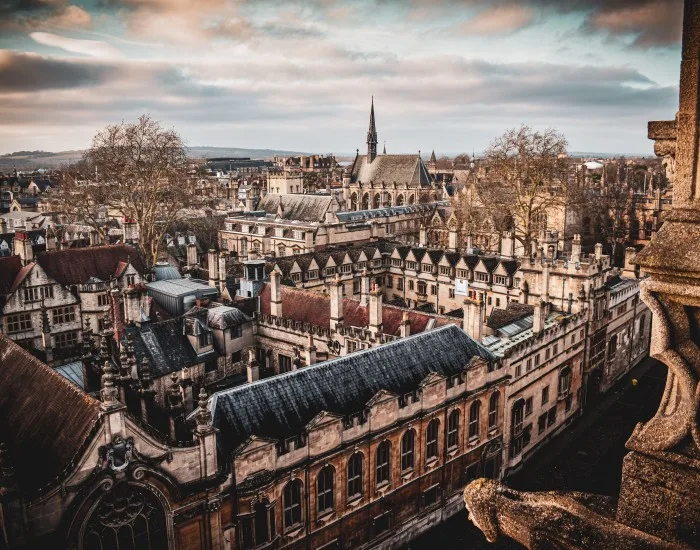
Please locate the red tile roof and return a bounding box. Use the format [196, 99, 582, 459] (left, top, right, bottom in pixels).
[36, 244, 146, 285]
[0, 255, 22, 295]
[259, 284, 459, 336]
[0, 335, 101, 492]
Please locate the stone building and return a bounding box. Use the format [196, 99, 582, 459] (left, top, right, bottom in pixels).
[209, 324, 506, 549]
[464, 3, 699, 546]
[0, 244, 145, 365]
[339, 98, 444, 212]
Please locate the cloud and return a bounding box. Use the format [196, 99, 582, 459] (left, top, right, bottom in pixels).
[30, 32, 124, 58]
[460, 5, 535, 35]
[0, 1, 92, 31]
[0, 49, 115, 92]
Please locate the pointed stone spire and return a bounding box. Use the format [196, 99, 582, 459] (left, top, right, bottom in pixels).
[167, 372, 184, 440]
[430, 149, 437, 164]
[139, 357, 155, 423]
[100, 360, 119, 407]
[367, 96, 377, 163]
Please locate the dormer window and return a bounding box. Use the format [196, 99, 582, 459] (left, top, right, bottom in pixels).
[199, 331, 212, 347]
[476, 272, 489, 283]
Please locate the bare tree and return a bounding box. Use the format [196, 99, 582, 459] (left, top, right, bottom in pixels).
[58, 115, 194, 267]
[483, 125, 573, 254]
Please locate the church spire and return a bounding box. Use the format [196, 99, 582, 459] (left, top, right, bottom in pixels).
[367, 96, 377, 163]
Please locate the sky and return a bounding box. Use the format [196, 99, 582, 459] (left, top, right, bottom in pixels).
[0, 0, 684, 156]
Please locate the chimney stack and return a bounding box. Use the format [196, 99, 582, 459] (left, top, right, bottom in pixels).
[500, 231, 515, 259]
[571, 234, 581, 263]
[186, 243, 197, 267]
[246, 348, 259, 383]
[419, 226, 428, 247]
[462, 298, 483, 341]
[448, 226, 459, 251]
[124, 287, 142, 326]
[270, 269, 282, 317]
[360, 269, 370, 306]
[218, 252, 228, 291]
[533, 303, 544, 333]
[208, 249, 218, 286]
[329, 274, 344, 331]
[305, 333, 317, 366]
[369, 283, 383, 335]
[595, 243, 603, 261]
[400, 311, 411, 338]
[623, 247, 638, 278]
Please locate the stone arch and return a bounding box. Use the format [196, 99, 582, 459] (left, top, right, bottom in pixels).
[349, 192, 358, 211]
[396, 194, 405, 206]
[408, 194, 415, 205]
[361, 193, 370, 210]
[373, 193, 381, 209]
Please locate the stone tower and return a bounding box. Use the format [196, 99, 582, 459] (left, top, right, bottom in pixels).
[367, 96, 377, 163]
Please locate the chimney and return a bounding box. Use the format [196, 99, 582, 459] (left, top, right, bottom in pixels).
[305, 333, 316, 366]
[623, 247, 638, 278]
[533, 304, 544, 333]
[270, 269, 282, 317]
[0, 218, 6, 234]
[218, 252, 228, 291]
[186, 243, 197, 267]
[110, 288, 124, 343]
[207, 249, 218, 286]
[595, 242, 603, 261]
[124, 287, 142, 326]
[500, 231, 515, 259]
[360, 268, 370, 306]
[329, 274, 344, 331]
[13, 232, 33, 264]
[448, 226, 458, 251]
[246, 348, 259, 383]
[246, 193, 255, 211]
[462, 298, 483, 341]
[571, 234, 581, 263]
[400, 311, 411, 338]
[466, 234, 474, 251]
[419, 226, 428, 247]
[369, 284, 383, 335]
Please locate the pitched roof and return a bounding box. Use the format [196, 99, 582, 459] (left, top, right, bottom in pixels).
[486, 302, 535, 330]
[258, 283, 459, 336]
[210, 325, 494, 451]
[257, 194, 335, 222]
[0, 335, 101, 492]
[36, 244, 146, 285]
[350, 154, 431, 186]
[0, 255, 22, 295]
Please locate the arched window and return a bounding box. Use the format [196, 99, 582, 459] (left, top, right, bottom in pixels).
[83, 483, 168, 550]
[426, 419, 439, 460]
[447, 410, 460, 449]
[317, 466, 334, 515]
[468, 400, 481, 439]
[375, 441, 390, 486]
[396, 194, 405, 206]
[408, 194, 415, 205]
[401, 429, 415, 472]
[512, 399, 525, 436]
[608, 334, 618, 359]
[558, 366, 572, 398]
[283, 479, 302, 529]
[347, 453, 363, 499]
[638, 315, 646, 337]
[277, 244, 286, 257]
[350, 192, 358, 210]
[488, 392, 499, 429]
[373, 193, 381, 209]
[361, 193, 370, 210]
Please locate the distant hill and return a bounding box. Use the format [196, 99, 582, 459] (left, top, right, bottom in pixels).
[0, 146, 310, 170]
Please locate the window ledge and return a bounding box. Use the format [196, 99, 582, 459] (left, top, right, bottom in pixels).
[375, 481, 391, 496]
[283, 526, 303, 539]
[401, 469, 414, 482]
[346, 495, 363, 509]
[425, 456, 439, 470]
[467, 436, 480, 446]
[447, 446, 459, 458]
[316, 510, 335, 525]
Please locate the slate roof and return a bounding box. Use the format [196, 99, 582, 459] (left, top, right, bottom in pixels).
[350, 154, 431, 186]
[259, 283, 459, 336]
[257, 194, 336, 222]
[210, 325, 494, 451]
[486, 302, 535, 330]
[37, 244, 146, 285]
[126, 320, 218, 377]
[0, 335, 101, 492]
[0, 255, 22, 295]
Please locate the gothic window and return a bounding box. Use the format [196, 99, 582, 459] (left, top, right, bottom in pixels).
[373, 193, 381, 209]
[400, 429, 415, 472]
[283, 480, 302, 529]
[559, 366, 572, 397]
[350, 193, 358, 210]
[468, 400, 481, 439]
[426, 419, 439, 460]
[347, 453, 363, 499]
[362, 193, 370, 210]
[317, 466, 334, 515]
[447, 410, 460, 449]
[396, 194, 404, 206]
[82, 483, 168, 550]
[512, 399, 525, 437]
[488, 392, 499, 429]
[375, 441, 390, 486]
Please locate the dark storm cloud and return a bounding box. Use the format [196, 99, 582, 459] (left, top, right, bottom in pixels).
[0, 50, 114, 91]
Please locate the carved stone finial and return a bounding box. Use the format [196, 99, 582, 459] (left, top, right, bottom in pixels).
[100, 361, 118, 405]
[196, 387, 212, 427]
